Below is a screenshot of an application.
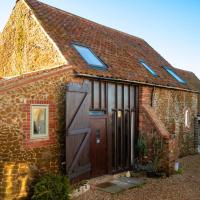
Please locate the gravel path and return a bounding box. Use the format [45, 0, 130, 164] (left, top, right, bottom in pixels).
[75, 155, 200, 200]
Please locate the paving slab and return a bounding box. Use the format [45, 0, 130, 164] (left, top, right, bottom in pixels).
[95, 177, 145, 194]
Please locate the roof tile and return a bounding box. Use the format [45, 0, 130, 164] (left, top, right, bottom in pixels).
[24, 0, 200, 92]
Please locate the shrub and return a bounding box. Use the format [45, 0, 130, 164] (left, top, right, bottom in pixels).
[176, 167, 183, 175]
[31, 174, 70, 200]
[152, 135, 164, 172]
[136, 135, 148, 161]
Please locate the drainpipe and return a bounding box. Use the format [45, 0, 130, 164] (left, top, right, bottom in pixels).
[151, 86, 155, 107]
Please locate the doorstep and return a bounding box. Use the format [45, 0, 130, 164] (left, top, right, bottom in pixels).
[95, 176, 145, 194]
[72, 171, 145, 198]
[89, 171, 132, 187]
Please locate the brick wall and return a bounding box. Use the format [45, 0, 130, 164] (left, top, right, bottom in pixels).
[0, 68, 80, 199]
[0, 71, 198, 198]
[139, 85, 199, 174]
[22, 100, 56, 148]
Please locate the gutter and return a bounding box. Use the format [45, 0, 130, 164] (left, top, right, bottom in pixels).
[76, 73, 200, 94]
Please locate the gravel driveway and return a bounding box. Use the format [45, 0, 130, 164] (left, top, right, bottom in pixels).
[75, 155, 200, 200]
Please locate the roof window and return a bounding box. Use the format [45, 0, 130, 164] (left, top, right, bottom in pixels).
[164, 66, 186, 84]
[140, 60, 158, 77]
[73, 44, 107, 70]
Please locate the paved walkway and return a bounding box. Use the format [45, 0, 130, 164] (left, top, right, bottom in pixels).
[75, 155, 200, 200]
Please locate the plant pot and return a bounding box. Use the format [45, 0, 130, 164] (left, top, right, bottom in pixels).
[146, 171, 165, 178]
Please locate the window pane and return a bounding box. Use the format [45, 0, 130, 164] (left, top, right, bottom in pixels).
[117, 85, 122, 109]
[185, 109, 190, 128]
[32, 107, 47, 135]
[164, 67, 186, 84]
[101, 82, 106, 109]
[140, 61, 158, 77]
[124, 85, 129, 109]
[73, 44, 106, 67]
[93, 81, 100, 109]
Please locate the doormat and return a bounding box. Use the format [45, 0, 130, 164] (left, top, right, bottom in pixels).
[95, 177, 145, 194]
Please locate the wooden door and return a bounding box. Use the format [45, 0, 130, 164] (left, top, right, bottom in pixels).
[90, 115, 107, 177]
[66, 83, 91, 180]
[107, 83, 138, 173]
[88, 80, 139, 174]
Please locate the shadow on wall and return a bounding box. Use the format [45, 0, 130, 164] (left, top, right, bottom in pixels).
[3, 162, 30, 199]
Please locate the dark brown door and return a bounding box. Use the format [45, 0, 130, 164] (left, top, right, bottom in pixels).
[107, 83, 138, 173]
[90, 115, 107, 177]
[66, 83, 91, 180]
[88, 80, 139, 174]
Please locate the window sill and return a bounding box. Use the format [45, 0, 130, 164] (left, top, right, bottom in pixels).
[30, 136, 49, 141]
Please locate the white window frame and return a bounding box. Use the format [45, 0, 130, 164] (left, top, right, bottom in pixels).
[30, 104, 49, 139]
[184, 109, 190, 128]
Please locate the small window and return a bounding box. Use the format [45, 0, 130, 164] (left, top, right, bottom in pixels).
[185, 109, 190, 128]
[164, 66, 186, 84]
[140, 60, 158, 77]
[89, 111, 105, 116]
[31, 105, 49, 139]
[72, 44, 107, 69]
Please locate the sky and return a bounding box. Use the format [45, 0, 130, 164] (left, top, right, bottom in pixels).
[0, 0, 200, 79]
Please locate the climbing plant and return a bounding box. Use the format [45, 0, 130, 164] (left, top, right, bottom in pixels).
[136, 134, 148, 163]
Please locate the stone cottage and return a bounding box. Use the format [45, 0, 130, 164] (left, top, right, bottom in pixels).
[0, 0, 200, 199]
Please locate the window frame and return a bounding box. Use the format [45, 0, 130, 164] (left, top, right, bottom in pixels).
[139, 60, 159, 77]
[163, 66, 186, 84]
[184, 109, 190, 128]
[72, 43, 107, 70]
[30, 104, 49, 140]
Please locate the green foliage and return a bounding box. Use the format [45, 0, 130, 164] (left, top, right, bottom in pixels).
[136, 135, 148, 159]
[31, 174, 70, 200]
[176, 167, 183, 175]
[152, 134, 164, 171]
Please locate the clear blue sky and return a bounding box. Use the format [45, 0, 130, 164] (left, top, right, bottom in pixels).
[0, 0, 200, 79]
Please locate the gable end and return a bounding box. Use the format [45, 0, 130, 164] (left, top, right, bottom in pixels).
[0, 0, 68, 77]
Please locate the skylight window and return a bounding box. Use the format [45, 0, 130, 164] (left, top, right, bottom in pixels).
[73, 44, 106, 69]
[164, 66, 186, 84]
[140, 60, 158, 77]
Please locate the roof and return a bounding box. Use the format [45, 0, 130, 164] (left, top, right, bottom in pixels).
[17, 0, 200, 92]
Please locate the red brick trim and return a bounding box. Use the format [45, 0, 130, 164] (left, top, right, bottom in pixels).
[0, 65, 72, 94]
[142, 104, 170, 139]
[22, 100, 56, 148]
[140, 104, 174, 175]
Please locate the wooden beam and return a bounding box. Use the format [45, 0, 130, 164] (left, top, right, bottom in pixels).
[68, 128, 91, 135]
[69, 131, 91, 174]
[67, 92, 88, 131]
